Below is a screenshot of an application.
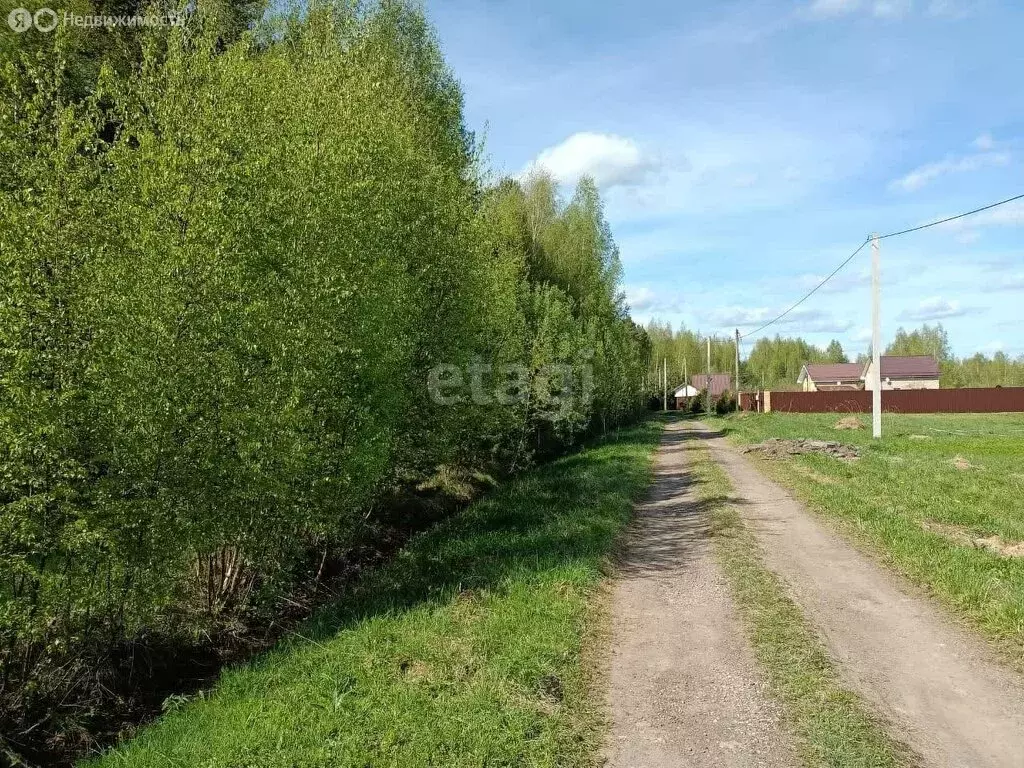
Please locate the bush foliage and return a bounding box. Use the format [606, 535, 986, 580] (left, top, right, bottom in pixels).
[0, 1, 649, 746]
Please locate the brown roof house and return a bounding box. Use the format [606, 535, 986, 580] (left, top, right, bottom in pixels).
[691, 374, 733, 398]
[797, 363, 864, 392]
[862, 355, 940, 390]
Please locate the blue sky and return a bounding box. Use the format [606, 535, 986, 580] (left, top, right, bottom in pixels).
[427, 0, 1024, 358]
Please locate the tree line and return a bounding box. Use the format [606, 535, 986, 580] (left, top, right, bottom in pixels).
[0, 1, 649, 751]
[884, 324, 1024, 388]
[644, 321, 1024, 392]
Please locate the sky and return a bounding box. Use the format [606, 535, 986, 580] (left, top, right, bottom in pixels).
[427, 0, 1024, 359]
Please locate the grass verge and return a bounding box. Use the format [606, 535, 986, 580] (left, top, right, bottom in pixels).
[83, 421, 660, 768]
[685, 437, 916, 768]
[709, 412, 1024, 667]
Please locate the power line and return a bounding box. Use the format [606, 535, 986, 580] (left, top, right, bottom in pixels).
[737, 192, 1023, 340]
[879, 192, 1024, 239]
[738, 238, 869, 339]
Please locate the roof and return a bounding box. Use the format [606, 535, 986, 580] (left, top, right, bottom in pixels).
[862, 355, 940, 379]
[690, 374, 733, 397]
[673, 384, 700, 397]
[799, 363, 863, 383]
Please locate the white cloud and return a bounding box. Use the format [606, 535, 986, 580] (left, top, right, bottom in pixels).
[972, 132, 995, 151]
[807, 0, 863, 17]
[797, 268, 871, 294]
[872, 0, 913, 19]
[807, 0, 911, 18]
[813, 0, 969, 19]
[889, 150, 1010, 193]
[982, 272, 1024, 292]
[926, 0, 972, 18]
[600, 123, 873, 225]
[625, 285, 657, 313]
[851, 326, 873, 343]
[939, 201, 1024, 233]
[623, 284, 683, 315]
[711, 306, 852, 333]
[965, 201, 1024, 228]
[524, 132, 660, 189]
[897, 296, 980, 321]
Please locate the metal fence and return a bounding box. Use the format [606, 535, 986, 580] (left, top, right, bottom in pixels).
[741, 387, 1024, 414]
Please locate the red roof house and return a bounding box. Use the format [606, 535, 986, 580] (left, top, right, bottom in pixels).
[690, 374, 733, 398]
[797, 363, 864, 391]
[862, 355, 940, 390]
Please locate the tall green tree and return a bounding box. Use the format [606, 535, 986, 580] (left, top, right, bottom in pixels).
[886, 323, 952, 361]
[825, 339, 848, 363]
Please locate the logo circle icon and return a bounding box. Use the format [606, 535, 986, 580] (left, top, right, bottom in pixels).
[7, 7, 32, 32]
[33, 7, 59, 32]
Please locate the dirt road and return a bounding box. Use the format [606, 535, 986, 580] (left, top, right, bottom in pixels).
[696, 421, 1024, 768]
[604, 421, 798, 768]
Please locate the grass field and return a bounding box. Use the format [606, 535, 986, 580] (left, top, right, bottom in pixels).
[686, 438, 913, 768]
[85, 422, 661, 768]
[712, 412, 1024, 665]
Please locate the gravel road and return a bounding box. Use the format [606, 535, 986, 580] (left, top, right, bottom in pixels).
[603, 421, 798, 768]
[696, 420, 1024, 768]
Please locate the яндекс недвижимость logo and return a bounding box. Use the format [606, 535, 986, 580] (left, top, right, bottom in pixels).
[7, 6, 184, 32]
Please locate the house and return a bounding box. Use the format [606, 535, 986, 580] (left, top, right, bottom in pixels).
[672, 383, 699, 410]
[691, 374, 732, 397]
[797, 363, 864, 392]
[862, 355, 940, 390]
[674, 375, 732, 409]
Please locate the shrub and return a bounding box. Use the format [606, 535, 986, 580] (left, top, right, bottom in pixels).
[715, 390, 738, 415]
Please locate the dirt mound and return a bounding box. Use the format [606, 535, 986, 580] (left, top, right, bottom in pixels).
[921, 521, 1024, 559]
[951, 455, 975, 471]
[741, 438, 860, 462]
[833, 416, 864, 430]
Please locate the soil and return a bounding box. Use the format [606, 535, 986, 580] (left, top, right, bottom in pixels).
[951, 455, 977, 470]
[922, 521, 1024, 559]
[697, 421, 1024, 768]
[603, 422, 798, 768]
[741, 438, 860, 462]
[834, 416, 865, 430]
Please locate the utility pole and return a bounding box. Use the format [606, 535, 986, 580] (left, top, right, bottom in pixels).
[705, 336, 713, 418]
[871, 234, 882, 439]
[734, 328, 741, 409]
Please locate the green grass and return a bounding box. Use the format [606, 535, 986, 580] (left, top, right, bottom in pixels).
[85, 422, 662, 768]
[710, 412, 1024, 666]
[685, 437, 915, 768]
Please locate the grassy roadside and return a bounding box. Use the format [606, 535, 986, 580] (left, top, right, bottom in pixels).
[709, 412, 1024, 667]
[85, 422, 662, 768]
[685, 437, 915, 768]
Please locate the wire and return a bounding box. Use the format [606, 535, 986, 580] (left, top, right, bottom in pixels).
[737, 192, 1024, 340]
[738, 237, 870, 339]
[879, 192, 1024, 239]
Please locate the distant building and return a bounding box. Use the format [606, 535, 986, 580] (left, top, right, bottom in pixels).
[673, 384, 700, 399]
[691, 374, 732, 397]
[862, 355, 940, 390]
[675, 375, 732, 409]
[797, 363, 864, 392]
[673, 383, 700, 410]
